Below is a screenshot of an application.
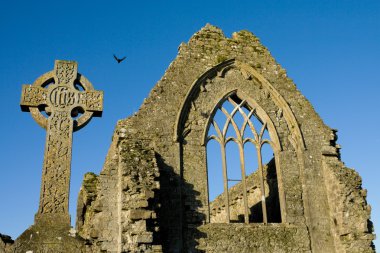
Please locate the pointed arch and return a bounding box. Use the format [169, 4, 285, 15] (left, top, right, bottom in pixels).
[174, 59, 305, 152]
[202, 90, 281, 152]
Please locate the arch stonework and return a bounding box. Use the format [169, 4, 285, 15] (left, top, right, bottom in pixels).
[175, 59, 305, 153]
[73, 25, 374, 253]
[176, 64, 292, 221]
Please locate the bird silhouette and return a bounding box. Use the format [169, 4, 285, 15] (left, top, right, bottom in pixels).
[113, 54, 126, 63]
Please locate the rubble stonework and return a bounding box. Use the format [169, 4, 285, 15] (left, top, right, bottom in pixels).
[77, 140, 162, 252]
[3, 24, 375, 252]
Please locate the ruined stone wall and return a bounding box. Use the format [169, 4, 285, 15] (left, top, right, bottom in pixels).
[116, 139, 161, 252]
[197, 223, 310, 252]
[79, 24, 375, 252]
[175, 40, 311, 251]
[112, 24, 310, 252]
[322, 131, 375, 252]
[77, 140, 121, 252]
[77, 137, 162, 252]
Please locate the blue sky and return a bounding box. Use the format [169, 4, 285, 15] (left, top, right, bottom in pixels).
[0, 0, 378, 248]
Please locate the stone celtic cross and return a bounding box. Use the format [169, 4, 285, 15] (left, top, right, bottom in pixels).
[20, 60, 103, 227]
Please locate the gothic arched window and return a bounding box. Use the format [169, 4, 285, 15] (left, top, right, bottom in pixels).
[206, 93, 282, 224]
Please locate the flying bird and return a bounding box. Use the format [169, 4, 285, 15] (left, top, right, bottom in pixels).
[113, 54, 126, 63]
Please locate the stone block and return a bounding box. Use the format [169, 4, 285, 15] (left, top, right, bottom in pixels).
[135, 232, 153, 243]
[90, 229, 99, 239]
[131, 220, 147, 233]
[127, 209, 153, 220]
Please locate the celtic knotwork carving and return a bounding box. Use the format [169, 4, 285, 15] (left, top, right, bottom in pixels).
[79, 91, 103, 111]
[55, 61, 76, 85]
[39, 112, 72, 214]
[50, 111, 71, 138]
[21, 86, 47, 107]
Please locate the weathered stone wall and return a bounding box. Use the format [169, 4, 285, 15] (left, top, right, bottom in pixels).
[77, 172, 99, 237]
[322, 130, 375, 252]
[78, 24, 375, 252]
[78, 137, 162, 252]
[175, 29, 311, 250]
[112, 25, 306, 252]
[77, 139, 121, 252]
[117, 139, 162, 252]
[197, 223, 310, 252]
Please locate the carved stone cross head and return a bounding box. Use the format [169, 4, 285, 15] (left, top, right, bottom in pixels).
[20, 60, 103, 227]
[21, 60, 103, 130]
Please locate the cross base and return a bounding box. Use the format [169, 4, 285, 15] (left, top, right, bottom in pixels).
[12, 222, 86, 253]
[34, 213, 71, 230]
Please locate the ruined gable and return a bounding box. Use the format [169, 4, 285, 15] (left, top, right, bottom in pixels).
[77, 24, 374, 253]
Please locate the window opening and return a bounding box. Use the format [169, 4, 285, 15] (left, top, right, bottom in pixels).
[207, 139, 224, 203]
[206, 94, 281, 224]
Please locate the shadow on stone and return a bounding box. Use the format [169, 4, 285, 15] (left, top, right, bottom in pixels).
[155, 153, 207, 252]
[250, 159, 281, 223]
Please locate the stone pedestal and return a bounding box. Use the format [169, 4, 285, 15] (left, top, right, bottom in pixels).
[12, 222, 87, 253]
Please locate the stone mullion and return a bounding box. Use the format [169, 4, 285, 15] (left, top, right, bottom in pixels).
[238, 106, 258, 224]
[257, 123, 268, 224]
[237, 141, 249, 223]
[256, 144, 268, 224]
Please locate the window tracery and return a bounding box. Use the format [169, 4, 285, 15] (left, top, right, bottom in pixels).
[206, 93, 281, 224]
